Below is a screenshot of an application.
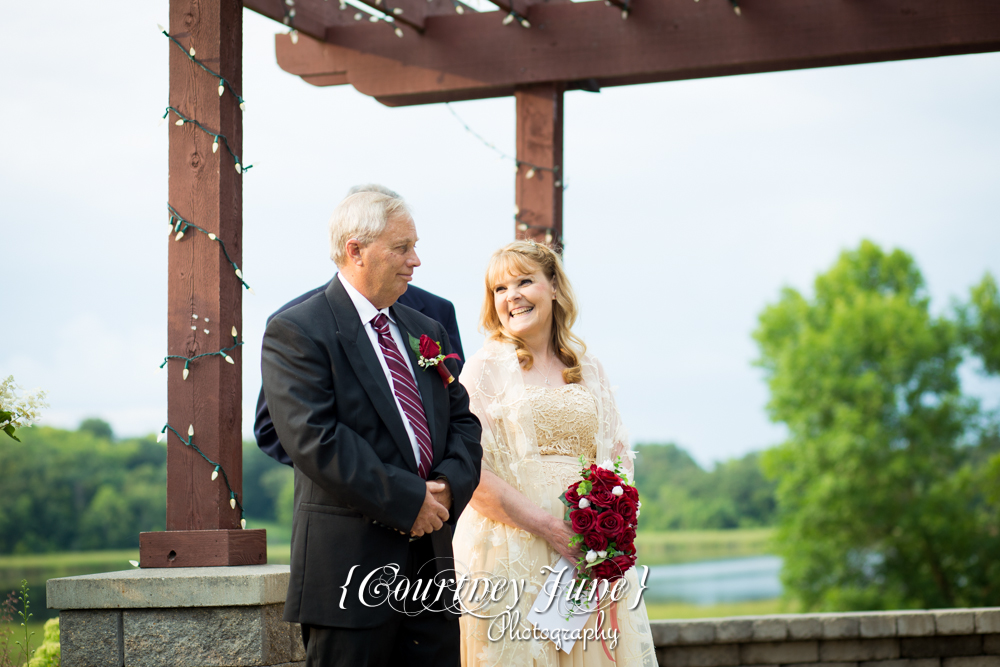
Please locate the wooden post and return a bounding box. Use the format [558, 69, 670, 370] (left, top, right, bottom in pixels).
[515, 83, 564, 249]
[139, 0, 266, 568]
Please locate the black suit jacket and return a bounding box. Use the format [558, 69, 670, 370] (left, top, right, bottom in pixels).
[261, 278, 482, 628]
[255, 279, 464, 465]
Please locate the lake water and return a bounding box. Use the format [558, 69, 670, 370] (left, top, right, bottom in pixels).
[642, 555, 783, 605]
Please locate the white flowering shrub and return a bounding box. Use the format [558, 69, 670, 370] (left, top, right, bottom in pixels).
[0, 376, 48, 442]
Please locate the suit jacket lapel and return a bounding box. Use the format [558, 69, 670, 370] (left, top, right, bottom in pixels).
[392, 306, 443, 463]
[326, 279, 419, 474]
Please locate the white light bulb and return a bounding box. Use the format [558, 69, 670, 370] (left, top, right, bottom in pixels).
[290, 30, 299, 44]
[526, 168, 535, 179]
[290, 8, 297, 17]
[189, 46, 196, 57]
[520, 18, 530, 27]
[203, 329, 210, 335]
[182, 367, 189, 380]
[175, 118, 185, 126]
[231, 326, 238, 337]
[621, 9, 628, 18]
[369, 15, 379, 22]
[240, 518, 246, 529]
[248, 287, 256, 295]
[208, 233, 217, 240]
[129, 560, 140, 567]
[554, 180, 562, 187]
[502, 13, 514, 24]
[354, 12, 362, 20]
[155, 366, 162, 375]
[340, 1, 346, 8]
[188, 424, 194, 437]
[393, 7, 403, 14]
[204, 317, 209, 323]
[235, 268, 243, 280]
[224, 355, 235, 364]
[175, 231, 185, 241]
[167, 223, 174, 235]
[733, 5, 741, 15]
[157, 23, 165, 32]
[211, 468, 219, 481]
[239, 102, 246, 111]
[218, 82, 225, 97]
[157, 432, 165, 443]
[191, 325, 197, 331]
[212, 140, 219, 154]
[513, 205, 520, 215]
[230, 498, 237, 509]
[394, 27, 403, 37]
[455, 5, 464, 13]
[235, 162, 242, 174]
[192, 313, 198, 319]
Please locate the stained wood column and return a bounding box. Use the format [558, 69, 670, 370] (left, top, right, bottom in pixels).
[139, 0, 266, 567]
[515, 83, 564, 249]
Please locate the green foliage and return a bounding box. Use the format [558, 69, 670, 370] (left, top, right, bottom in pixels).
[959, 272, 1000, 375]
[26, 619, 57, 667]
[754, 240, 1000, 611]
[633, 444, 776, 531]
[77, 419, 113, 441]
[240, 442, 293, 522]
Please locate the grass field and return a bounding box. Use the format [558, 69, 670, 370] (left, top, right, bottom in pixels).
[635, 528, 774, 565]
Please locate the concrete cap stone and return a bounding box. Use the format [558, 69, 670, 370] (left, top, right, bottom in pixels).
[824, 616, 861, 639]
[716, 618, 755, 643]
[678, 621, 717, 644]
[47, 564, 291, 610]
[754, 618, 790, 642]
[976, 609, 1000, 634]
[898, 613, 937, 637]
[788, 616, 825, 640]
[860, 614, 898, 638]
[934, 611, 976, 636]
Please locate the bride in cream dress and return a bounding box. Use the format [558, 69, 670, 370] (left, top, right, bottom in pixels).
[454, 241, 656, 667]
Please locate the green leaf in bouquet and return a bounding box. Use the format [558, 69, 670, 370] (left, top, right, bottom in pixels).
[568, 534, 584, 547]
[407, 333, 421, 354]
[577, 480, 592, 495]
[559, 490, 570, 507]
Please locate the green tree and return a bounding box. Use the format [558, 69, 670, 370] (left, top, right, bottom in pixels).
[78, 418, 114, 441]
[754, 240, 1000, 610]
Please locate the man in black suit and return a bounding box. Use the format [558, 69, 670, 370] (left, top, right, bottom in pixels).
[255, 283, 463, 466]
[261, 190, 482, 665]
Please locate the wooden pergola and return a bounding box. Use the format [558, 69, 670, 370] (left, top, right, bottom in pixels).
[141, 0, 1000, 567]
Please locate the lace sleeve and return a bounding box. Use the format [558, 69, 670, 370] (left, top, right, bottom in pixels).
[582, 353, 635, 480]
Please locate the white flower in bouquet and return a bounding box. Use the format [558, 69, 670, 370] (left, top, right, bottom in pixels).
[0, 375, 49, 441]
[585, 550, 597, 563]
[598, 459, 615, 471]
[578, 498, 590, 508]
[597, 550, 607, 558]
[612, 485, 623, 496]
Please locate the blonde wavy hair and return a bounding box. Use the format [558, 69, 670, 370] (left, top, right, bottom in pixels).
[481, 241, 586, 384]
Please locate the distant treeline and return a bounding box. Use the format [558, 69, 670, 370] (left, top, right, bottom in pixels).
[0, 421, 768, 553]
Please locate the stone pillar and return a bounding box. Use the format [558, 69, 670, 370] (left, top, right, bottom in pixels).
[48, 565, 304, 667]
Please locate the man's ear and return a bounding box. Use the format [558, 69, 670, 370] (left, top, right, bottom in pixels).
[345, 239, 364, 266]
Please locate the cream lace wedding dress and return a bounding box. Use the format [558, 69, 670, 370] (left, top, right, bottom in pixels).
[454, 341, 656, 667]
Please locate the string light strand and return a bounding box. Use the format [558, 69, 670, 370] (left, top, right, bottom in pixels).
[158, 25, 247, 110]
[445, 103, 558, 177]
[166, 203, 255, 293]
[162, 106, 252, 175]
[157, 328, 244, 380]
[157, 423, 247, 528]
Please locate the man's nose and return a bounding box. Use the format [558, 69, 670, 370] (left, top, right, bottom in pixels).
[409, 250, 421, 267]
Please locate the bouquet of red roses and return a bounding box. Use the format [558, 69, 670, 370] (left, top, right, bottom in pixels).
[560, 456, 640, 585]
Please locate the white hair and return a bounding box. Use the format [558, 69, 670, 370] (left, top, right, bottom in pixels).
[346, 183, 401, 198]
[328, 191, 412, 267]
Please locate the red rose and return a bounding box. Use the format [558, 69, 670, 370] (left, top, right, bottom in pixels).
[591, 466, 621, 487]
[597, 511, 626, 541]
[611, 554, 636, 577]
[419, 335, 441, 359]
[584, 531, 608, 551]
[589, 486, 615, 508]
[590, 559, 617, 581]
[570, 507, 598, 534]
[623, 484, 639, 503]
[563, 485, 581, 508]
[615, 528, 636, 554]
[614, 496, 637, 524]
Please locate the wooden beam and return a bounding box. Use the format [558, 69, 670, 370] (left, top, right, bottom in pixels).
[270, 0, 1000, 107]
[515, 84, 563, 248]
[140, 0, 265, 568]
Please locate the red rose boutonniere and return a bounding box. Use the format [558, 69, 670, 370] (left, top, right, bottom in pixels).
[408, 334, 461, 387]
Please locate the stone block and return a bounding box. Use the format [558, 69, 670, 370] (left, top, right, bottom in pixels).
[935, 613, 976, 636]
[716, 619, 755, 643]
[820, 639, 900, 662]
[860, 659, 940, 667]
[901, 637, 983, 659]
[652, 621, 682, 647]
[678, 622, 717, 645]
[787, 662, 857, 667]
[942, 658, 1000, 667]
[789, 617, 826, 640]
[898, 614, 937, 637]
[60, 610, 122, 667]
[754, 618, 790, 642]
[860, 616, 898, 638]
[977, 612, 1000, 635]
[824, 617, 861, 640]
[124, 606, 268, 666]
[742, 641, 819, 665]
[659, 644, 741, 667]
[263, 603, 305, 663]
[984, 636, 1000, 655]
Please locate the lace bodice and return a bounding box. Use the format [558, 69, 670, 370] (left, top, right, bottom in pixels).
[525, 383, 599, 459]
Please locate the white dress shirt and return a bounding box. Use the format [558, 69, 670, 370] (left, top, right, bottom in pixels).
[337, 272, 423, 466]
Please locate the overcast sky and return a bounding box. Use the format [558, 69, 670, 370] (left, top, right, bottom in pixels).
[2, 2, 998, 467]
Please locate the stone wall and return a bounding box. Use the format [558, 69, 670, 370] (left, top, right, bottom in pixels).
[650, 609, 1000, 667]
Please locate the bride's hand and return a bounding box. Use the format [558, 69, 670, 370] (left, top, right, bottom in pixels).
[544, 518, 583, 564]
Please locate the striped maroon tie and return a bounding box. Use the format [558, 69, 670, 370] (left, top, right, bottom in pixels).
[371, 313, 433, 478]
